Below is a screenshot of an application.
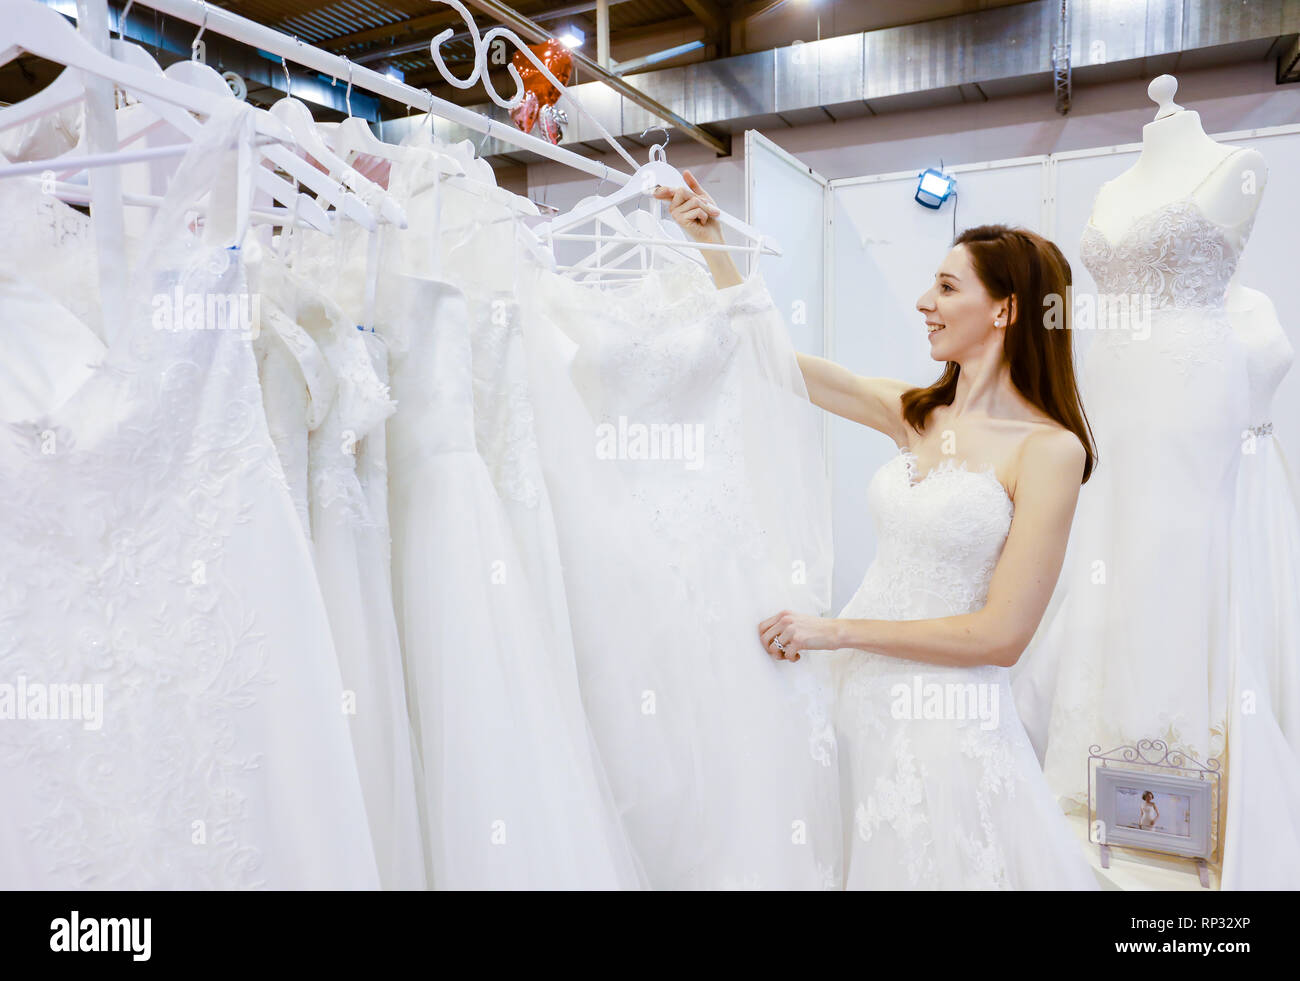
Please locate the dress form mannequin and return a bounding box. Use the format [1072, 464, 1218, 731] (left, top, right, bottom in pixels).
[1088, 74, 1268, 239]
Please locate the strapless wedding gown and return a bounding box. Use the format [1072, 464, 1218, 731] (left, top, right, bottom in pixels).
[834, 450, 1098, 889]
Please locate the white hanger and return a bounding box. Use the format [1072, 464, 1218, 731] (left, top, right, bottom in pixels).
[160, 58, 334, 232]
[269, 97, 382, 230]
[542, 148, 779, 257]
[25, 30, 334, 233]
[269, 76, 410, 230]
[0, 1, 286, 140]
[325, 58, 461, 180]
[552, 204, 649, 281]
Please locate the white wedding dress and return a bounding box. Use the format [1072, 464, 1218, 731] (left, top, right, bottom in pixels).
[0, 104, 380, 889]
[1014, 149, 1258, 807]
[380, 267, 643, 889]
[833, 449, 1098, 889]
[523, 262, 842, 889]
[260, 259, 427, 891]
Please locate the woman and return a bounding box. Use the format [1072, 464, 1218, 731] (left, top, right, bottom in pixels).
[655, 172, 1100, 889]
[1139, 791, 1160, 831]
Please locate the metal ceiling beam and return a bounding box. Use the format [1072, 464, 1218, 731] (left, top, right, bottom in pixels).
[681, 0, 726, 34]
[321, 8, 467, 51]
[461, 0, 729, 155]
[351, 0, 638, 66]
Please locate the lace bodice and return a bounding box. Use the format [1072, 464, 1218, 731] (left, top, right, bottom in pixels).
[843, 450, 1014, 623]
[1078, 148, 1259, 312]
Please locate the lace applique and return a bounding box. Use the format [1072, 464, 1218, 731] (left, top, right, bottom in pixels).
[1079, 198, 1256, 377]
[0, 248, 281, 888]
[853, 728, 937, 887]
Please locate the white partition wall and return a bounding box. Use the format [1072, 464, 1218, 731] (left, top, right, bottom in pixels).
[744, 130, 829, 360]
[826, 158, 1050, 610]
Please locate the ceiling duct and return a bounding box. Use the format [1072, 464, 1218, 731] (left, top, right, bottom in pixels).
[380, 0, 1300, 161]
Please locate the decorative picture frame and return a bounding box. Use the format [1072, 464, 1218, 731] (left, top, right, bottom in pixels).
[1088, 739, 1221, 887]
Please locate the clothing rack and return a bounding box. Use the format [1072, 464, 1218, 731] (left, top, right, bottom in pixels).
[120, 0, 640, 188]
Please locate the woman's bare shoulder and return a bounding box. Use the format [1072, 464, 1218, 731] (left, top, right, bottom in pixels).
[1015, 422, 1086, 485]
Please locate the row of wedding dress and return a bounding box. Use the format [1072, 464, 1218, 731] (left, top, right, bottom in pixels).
[301, 130, 845, 888]
[0, 88, 847, 888]
[0, 103, 382, 888]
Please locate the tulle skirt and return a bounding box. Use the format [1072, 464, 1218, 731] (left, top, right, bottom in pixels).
[389, 449, 644, 889]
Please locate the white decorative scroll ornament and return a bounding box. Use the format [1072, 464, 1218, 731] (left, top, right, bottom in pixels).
[427, 0, 639, 170]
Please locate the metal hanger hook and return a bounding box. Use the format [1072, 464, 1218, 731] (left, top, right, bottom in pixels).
[640, 125, 670, 158]
[191, 4, 208, 63]
[281, 54, 291, 98]
[342, 55, 354, 117]
[418, 87, 437, 130]
[116, 0, 135, 41]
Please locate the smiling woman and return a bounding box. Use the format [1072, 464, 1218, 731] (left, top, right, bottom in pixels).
[658, 177, 1100, 888]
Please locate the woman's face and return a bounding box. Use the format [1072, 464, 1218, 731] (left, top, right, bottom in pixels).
[915, 244, 1008, 362]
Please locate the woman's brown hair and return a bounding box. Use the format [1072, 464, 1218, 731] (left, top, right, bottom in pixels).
[900, 224, 1097, 483]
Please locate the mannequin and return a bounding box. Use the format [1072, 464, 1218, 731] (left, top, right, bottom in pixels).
[1087, 75, 1267, 239]
[1014, 74, 1272, 834]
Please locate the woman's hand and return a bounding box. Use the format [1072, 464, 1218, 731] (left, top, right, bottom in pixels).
[758, 610, 842, 662]
[652, 169, 742, 289]
[652, 169, 722, 244]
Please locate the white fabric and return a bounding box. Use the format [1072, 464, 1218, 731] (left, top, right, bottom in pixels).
[1220, 288, 1300, 889]
[261, 261, 427, 891]
[381, 269, 643, 889]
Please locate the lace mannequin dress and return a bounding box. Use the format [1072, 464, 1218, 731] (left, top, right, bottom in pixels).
[0, 104, 379, 888]
[1014, 148, 1259, 807]
[833, 450, 1098, 889]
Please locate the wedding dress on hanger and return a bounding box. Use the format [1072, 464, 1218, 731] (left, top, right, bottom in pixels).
[521, 257, 842, 889]
[0, 102, 380, 888]
[832, 448, 1099, 889]
[319, 147, 643, 889]
[258, 255, 426, 891]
